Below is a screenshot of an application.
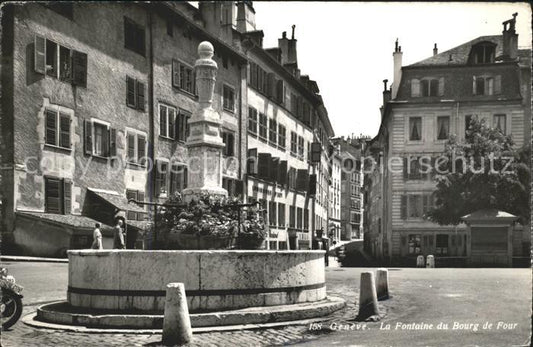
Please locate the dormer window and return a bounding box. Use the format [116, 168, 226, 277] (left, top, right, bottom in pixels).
[469, 42, 496, 64]
[411, 78, 444, 97]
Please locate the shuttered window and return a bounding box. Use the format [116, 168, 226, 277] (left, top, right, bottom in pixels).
[44, 177, 71, 215]
[411, 79, 420, 97]
[124, 17, 145, 56]
[45, 110, 71, 149]
[278, 203, 286, 227]
[297, 136, 304, 160]
[278, 125, 286, 150]
[269, 201, 277, 226]
[84, 120, 115, 157]
[126, 76, 145, 110]
[268, 119, 277, 145]
[34, 35, 86, 86]
[248, 107, 258, 135]
[223, 85, 235, 112]
[222, 131, 235, 157]
[172, 60, 196, 95]
[126, 131, 147, 165]
[290, 132, 297, 156]
[258, 113, 267, 140]
[473, 75, 501, 96]
[289, 206, 296, 228]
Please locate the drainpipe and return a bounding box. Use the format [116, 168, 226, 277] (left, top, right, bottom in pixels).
[147, 7, 156, 246]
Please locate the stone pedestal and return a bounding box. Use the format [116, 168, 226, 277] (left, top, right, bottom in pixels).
[182, 41, 227, 202]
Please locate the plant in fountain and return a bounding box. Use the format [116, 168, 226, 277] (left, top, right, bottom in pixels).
[152, 193, 266, 250]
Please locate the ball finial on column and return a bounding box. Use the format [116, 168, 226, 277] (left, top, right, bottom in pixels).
[198, 41, 214, 60]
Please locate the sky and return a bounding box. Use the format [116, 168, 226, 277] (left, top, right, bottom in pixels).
[250, 2, 532, 138]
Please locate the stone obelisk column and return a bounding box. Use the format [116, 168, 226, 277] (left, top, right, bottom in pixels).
[182, 41, 228, 202]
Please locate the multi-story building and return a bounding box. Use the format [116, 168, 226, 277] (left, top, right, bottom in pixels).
[1, 2, 335, 256]
[234, 3, 334, 250]
[328, 145, 341, 243]
[365, 14, 531, 266]
[0, 2, 247, 256]
[332, 136, 365, 241]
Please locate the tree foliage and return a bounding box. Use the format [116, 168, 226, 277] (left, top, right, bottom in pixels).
[427, 116, 530, 226]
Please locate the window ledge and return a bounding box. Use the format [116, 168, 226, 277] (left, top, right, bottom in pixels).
[173, 86, 198, 99]
[159, 135, 175, 141]
[44, 144, 72, 153]
[223, 107, 235, 114]
[258, 136, 268, 143]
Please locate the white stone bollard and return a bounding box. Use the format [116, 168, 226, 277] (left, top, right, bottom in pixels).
[357, 271, 380, 320]
[426, 255, 435, 268]
[416, 255, 425, 267]
[375, 268, 389, 300]
[162, 283, 192, 346]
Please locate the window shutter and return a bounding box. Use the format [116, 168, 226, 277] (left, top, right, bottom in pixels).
[63, 179, 72, 215]
[168, 109, 175, 139]
[472, 76, 477, 95]
[138, 135, 146, 165]
[247, 148, 258, 175]
[109, 128, 117, 157]
[308, 174, 317, 196]
[494, 75, 501, 94]
[71, 50, 88, 87]
[269, 157, 279, 181]
[400, 195, 407, 220]
[84, 120, 92, 155]
[438, 77, 444, 96]
[45, 110, 58, 146]
[267, 73, 275, 97]
[172, 60, 179, 88]
[137, 81, 145, 111]
[257, 153, 271, 179]
[126, 76, 136, 107]
[34, 35, 46, 74]
[127, 133, 135, 162]
[403, 157, 408, 179]
[276, 79, 284, 103]
[278, 160, 288, 185]
[296, 169, 308, 191]
[411, 79, 420, 97]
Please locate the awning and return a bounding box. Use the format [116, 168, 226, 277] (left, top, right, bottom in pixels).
[87, 188, 145, 213]
[16, 211, 114, 232]
[461, 209, 519, 224]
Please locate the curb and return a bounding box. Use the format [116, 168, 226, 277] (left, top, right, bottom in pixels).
[35, 297, 346, 330]
[22, 312, 335, 334]
[1, 256, 68, 263]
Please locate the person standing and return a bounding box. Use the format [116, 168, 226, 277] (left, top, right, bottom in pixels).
[91, 223, 103, 249]
[113, 219, 125, 249]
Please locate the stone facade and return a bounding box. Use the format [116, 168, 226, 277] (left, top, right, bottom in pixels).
[1, 2, 335, 255]
[365, 15, 531, 266]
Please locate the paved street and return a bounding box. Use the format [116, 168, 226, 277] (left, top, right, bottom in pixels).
[1, 261, 530, 346]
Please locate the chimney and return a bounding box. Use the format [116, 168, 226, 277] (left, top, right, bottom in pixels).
[433, 43, 438, 56]
[502, 13, 518, 61]
[382, 79, 391, 104]
[236, 1, 256, 33]
[279, 26, 298, 66]
[391, 39, 403, 99]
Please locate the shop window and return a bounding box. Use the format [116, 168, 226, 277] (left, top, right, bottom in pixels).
[436, 234, 449, 255]
[408, 234, 421, 255]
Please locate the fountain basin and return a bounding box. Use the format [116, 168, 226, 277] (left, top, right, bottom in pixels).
[68, 250, 327, 313]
